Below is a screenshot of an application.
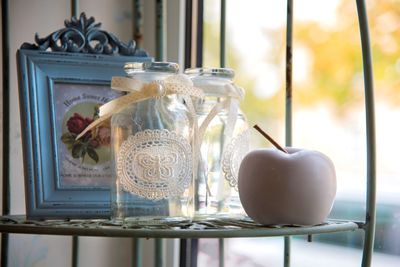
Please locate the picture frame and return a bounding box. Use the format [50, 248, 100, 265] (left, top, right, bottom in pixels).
[17, 13, 152, 219]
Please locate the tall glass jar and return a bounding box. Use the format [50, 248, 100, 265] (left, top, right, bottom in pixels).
[111, 62, 195, 223]
[185, 68, 250, 218]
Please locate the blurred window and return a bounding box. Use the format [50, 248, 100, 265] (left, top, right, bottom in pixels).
[199, 0, 400, 265]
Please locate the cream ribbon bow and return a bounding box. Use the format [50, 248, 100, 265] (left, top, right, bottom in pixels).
[76, 74, 204, 140]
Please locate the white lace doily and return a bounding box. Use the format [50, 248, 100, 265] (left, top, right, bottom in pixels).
[221, 130, 250, 189]
[117, 129, 192, 200]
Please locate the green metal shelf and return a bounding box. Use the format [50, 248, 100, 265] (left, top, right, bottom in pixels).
[0, 215, 361, 239]
[0, 0, 376, 266]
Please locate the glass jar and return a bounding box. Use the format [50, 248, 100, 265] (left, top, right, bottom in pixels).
[185, 68, 250, 218]
[111, 62, 195, 223]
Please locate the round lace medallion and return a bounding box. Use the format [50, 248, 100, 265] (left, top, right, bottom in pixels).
[222, 130, 250, 189]
[117, 129, 192, 200]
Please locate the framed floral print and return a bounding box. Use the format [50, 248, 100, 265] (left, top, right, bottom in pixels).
[17, 13, 152, 219]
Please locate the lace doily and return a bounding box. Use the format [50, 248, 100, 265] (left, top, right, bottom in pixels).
[221, 130, 250, 189]
[117, 129, 192, 200]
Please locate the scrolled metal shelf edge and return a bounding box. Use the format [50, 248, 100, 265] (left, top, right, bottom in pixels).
[20, 12, 148, 57]
[0, 216, 360, 239]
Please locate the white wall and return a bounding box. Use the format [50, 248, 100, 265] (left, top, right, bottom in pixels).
[1, 0, 183, 266]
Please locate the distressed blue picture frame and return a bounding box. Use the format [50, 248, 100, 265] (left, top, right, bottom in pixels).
[17, 49, 151, 219]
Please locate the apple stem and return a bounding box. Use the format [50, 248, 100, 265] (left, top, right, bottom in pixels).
[253, 124, 289, 154]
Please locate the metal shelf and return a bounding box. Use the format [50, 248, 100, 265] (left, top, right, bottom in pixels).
[0, 215, 361, 239]
[0, 0, 376, 266]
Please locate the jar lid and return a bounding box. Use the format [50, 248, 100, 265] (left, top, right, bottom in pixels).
[185, 68, 243, 98]
[124, 62, 179, 74]
[184, 68, 235, 79]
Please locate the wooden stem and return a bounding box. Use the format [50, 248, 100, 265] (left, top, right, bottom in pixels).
[253, 124, 289, 154]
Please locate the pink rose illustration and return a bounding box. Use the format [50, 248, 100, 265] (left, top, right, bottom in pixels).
[62, 110, 102, 164]
[66, 113, 93, 135]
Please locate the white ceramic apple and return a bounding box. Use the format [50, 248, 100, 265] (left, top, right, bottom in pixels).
[238, 147, 336, 226]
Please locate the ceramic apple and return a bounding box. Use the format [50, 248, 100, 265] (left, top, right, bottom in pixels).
[238, 147, 336, 226]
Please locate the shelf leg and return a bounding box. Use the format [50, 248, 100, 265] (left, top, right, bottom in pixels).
[155, 0, 166, 61]
[179, 239, 189, 267]
[1, 0, 10, 266]
[133, 238, 143, 267]
[355, 0, 377, 266]
[72, 236, 79, 267]
[179, 239, 198, 267]
[1, 234, 9, 267]
[284, 0, 293, 265]
[71, 0, 78, 17]
[219, 238, 224, 267]
[220, 0, 226, 68]
[284, 236, 290, 267]
[155, 238, 163, 267]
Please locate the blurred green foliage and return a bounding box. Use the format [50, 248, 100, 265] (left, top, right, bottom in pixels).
[203, 0, 400, 126]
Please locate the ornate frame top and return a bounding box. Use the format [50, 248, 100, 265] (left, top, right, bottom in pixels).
[21, 12, 148, 57]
